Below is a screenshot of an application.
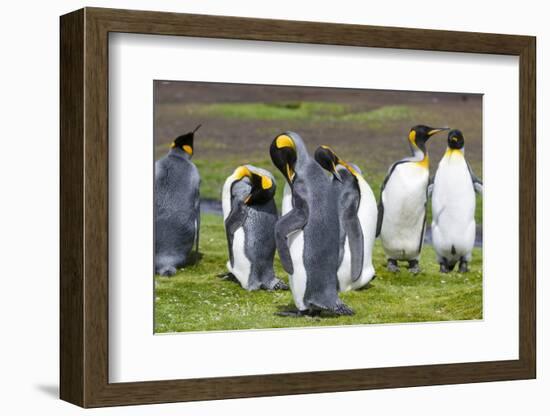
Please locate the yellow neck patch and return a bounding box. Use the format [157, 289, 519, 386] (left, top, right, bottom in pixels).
[444, 148, 463, 158]
[408, 130, 416, 145]
[415, 154, 430, 169]
[320, 145, 360, 179]
[183, 145, 193, 155]
[339, 159, 360, 178]
[275, 134, 296, 150]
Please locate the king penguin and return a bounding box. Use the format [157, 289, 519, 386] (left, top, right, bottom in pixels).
[270, 132, 353, 316]
[376, 125, 448, 274]
[221, 165, 289, 291]
[431, 129, 483, 273]
[154, 125, 201, 276]
[314, 146, 378, 291]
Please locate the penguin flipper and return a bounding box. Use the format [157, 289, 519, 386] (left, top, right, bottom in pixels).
[275, 207, 308, 275]
[194, 190, 200, 254]
[376, 160, 406, 237]
[375, 200, 384, 237]
[427, 176, 435, 198]
[341, 198, 364, 282]
[474, 181, 483, 195]
[466, 161, 483, 195]
[417, 187, 429, 255]
[224, 201, 248, 268]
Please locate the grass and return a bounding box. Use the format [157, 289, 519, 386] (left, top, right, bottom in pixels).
[158, 101, 416, 125]
[340, 105, 414, 126]
[155, 213, 482, 333]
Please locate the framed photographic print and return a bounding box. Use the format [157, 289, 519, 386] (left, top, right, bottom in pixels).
[60, 7, 536, 408]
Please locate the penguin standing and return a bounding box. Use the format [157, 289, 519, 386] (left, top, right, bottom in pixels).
[221, 165, 288, 291]
[154, 125, 201, 276]
[270, 132, 353, 316]
[314, 146, 377, 291]
[376, 125, 448, 274]
[431, 129, 483, 273]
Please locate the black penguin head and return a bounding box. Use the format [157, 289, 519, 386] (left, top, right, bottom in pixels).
[233, 166, 275, 206]
[270, 133, 297, 183]
[246, 171, 276, 205]
[314, 146, 342, 182]
[315, 145, 361, 181]
[170, 124, 201, 157]
[408, 125, 449, 152]
[447, 129, 465, 150]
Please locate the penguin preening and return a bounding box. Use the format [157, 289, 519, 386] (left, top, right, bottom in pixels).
[221, 165, 288, 291]
[314, 146, 377, 291]
[430, 129, 483, 273]
[376, 125, 448, 274]
[154, 125, 202, 276]
[270, 132, 353, 316]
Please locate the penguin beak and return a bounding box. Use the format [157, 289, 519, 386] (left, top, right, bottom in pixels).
[285, 164, 295, 182]
[427, 127, 450, 137]
[331, 163, 343, 182]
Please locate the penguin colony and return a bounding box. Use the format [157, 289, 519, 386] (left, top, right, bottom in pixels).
[155, 124, 482, 317]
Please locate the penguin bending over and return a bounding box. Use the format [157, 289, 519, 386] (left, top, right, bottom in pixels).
[221, 165, 288, 291]
[314, 146, 377, 291]
[155, 125, 202, 276]
[270, 132, 353, 316]
[430, 129, 482, 273]
[376, 125, 448, 274]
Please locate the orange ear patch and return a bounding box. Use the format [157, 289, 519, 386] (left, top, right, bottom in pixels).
[275, 134, 295, 150]
[261, 176, 273, 190]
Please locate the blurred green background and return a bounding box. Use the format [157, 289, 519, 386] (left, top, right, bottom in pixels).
[153, 81, 483, 333]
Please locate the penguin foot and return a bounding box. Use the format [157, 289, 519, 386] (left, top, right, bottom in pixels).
[458, 261, 469, 273]
[439, 263, 450, 273]
[408, 260, 421, 275]
[158, 266, 177, 277]
[267, 279, 289, 291]
[387, 259, 400, 273]
[275, 309, 308, 318]
[332, 303, 355, 316]
[218, 272, 239, 283]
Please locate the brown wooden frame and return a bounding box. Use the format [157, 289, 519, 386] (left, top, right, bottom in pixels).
[60, 7, 536, 408]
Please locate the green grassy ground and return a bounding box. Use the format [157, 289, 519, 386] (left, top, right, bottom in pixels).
[155, 214, 483, 333]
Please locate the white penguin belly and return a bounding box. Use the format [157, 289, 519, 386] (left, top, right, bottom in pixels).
[337, 238, 353, 291]
[226, 227, 251, 289]
[282, 183, 308, 309]
[221, 175, 234, 222]
[338, 177, 377, 292]
[432, 154, 476, 262]
[282, 182, 292, 215]
[287, 230, 307, 310]
[380, 163, 428, 260]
